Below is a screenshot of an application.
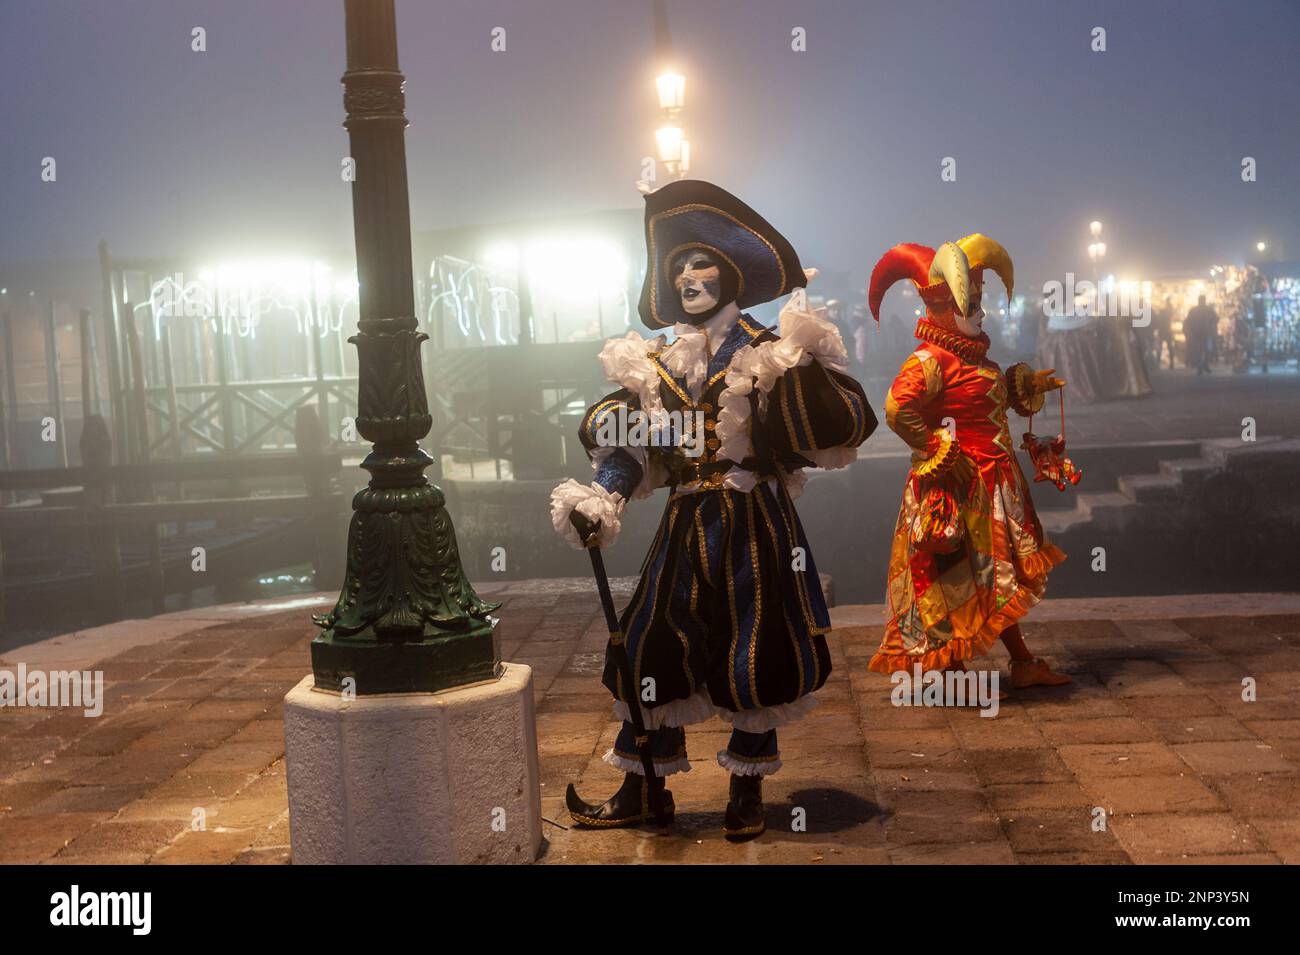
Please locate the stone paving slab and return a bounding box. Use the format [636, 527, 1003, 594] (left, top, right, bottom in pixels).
[2, 586, 1299, 864]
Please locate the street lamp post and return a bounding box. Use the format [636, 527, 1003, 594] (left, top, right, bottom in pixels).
[310, 0, 500, 695]
[1087, 221, 1106, 314]
[654, 73, 689, 180]
[652, 0, 689, 181]
[1087, 240, 1107, 273]
[1087, 221, 1106, 277]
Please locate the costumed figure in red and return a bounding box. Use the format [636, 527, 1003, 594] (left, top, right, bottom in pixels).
[867, 234, 1073, 690]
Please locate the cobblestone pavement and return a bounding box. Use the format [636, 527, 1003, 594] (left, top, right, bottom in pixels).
[2, 586, 1299, 864]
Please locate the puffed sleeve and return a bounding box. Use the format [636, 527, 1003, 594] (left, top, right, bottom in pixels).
[551, 332, 671, 549]
[549, 390, 642, 550]
[577, 388, 645, 500]
[885, 351, 960, 477]
[765, 361, 877, 468]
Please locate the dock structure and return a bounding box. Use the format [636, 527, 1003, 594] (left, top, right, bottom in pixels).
[0, 225, 640, 636]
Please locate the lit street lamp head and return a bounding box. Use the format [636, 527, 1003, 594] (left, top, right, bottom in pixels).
[656, 71, 685, 112]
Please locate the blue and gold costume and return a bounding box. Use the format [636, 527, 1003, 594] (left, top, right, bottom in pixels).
[553, 181, 876, 793]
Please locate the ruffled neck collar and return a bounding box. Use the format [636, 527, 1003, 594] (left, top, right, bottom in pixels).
[915, 318, 990, 363]
[668, 303, 742, 395]
[672, 302, 741, 352]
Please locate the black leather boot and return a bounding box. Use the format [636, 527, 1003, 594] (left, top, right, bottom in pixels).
[724, 773, 766, 840]
[566, 772, 674, 828]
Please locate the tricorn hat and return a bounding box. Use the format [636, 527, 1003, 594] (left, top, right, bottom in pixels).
[638, 179, 806, 329]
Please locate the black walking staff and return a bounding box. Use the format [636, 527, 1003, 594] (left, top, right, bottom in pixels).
[564, 511, 669, 825]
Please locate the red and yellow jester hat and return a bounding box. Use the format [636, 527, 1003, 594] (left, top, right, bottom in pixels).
[869, 235, 1015, 334]
[868, 241, 972, 332]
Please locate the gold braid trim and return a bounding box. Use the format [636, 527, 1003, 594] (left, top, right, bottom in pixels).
[1007, 362, 1045, 417]
[913, 427, 961, 478]
[569, 808, 659, 828]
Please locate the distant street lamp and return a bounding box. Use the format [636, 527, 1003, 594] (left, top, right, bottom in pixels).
[310, 0, 500, 695]
[1087, 218, 1107, 277]
[654, 90, 690, 179]
[656, 122, 688, 177]
[656, 71, 685, 111]
[1087, 221, 1107, 314]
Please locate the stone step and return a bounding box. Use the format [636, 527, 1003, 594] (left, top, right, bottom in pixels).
[1199, 434, 1284, 465]
[1039, 506, 1084, 535]
[1116, 472, 1182, 504]
[1039, 490, 1135, 535]
[1159, 456, 1219, 482]
[1214, 436, 1300, 472]
[1078, 490, 1134, 523]
[1044, 435, 1300, 535]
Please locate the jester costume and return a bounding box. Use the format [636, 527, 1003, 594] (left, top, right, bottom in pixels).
[866, 236, 1069, 676]
[551, 180, 875, 837]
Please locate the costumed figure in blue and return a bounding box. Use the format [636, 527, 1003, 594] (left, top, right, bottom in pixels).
[551, 180, 876, 839]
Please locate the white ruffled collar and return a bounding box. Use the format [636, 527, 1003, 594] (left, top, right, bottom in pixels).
[679, 302, 742, 354]
[663, 302, 742, 398]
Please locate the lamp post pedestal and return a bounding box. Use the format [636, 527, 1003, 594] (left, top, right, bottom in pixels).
[284, 665, 542, 864]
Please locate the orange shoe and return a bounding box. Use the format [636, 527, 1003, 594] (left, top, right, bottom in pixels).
[1010, 657, 1073, 689]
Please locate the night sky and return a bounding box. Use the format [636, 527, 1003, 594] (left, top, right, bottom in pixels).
[2, 0, 1297, 294]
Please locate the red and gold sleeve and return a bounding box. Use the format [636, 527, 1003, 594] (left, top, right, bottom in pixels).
[1005, 362, 1046, 417]
[886, 352, 958, 475]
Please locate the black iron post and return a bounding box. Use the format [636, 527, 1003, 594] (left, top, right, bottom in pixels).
[311, 0, 500, 694]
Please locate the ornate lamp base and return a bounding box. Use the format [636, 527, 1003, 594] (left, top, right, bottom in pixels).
[311, 621, 500, 695]
[311, 482, 502, 695]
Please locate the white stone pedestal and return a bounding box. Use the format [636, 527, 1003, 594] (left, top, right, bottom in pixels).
[283, 662, 541, 864]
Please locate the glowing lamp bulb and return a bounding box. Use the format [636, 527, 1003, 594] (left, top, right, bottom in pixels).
[656, 125, 684, 164]
[656, 71, 685, 111]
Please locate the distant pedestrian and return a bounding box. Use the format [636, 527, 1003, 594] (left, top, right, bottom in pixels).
[1235, 312, 1254, 370]
[1184, 294, 1218, 376]
[1152, 297, 1175, 369]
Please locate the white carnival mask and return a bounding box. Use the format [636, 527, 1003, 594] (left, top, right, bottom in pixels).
[672, 248, 723, 316]
[955, 305, 985, 337]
